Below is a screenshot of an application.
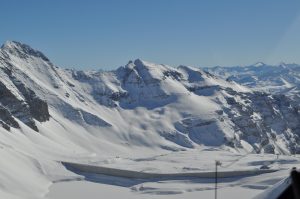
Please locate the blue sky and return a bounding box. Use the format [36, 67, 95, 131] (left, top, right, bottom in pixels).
[1, 0, 300, 70]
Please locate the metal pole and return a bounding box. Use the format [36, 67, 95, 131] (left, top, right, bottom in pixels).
[215, 160, 221, 199]
[215, 161, 217, 199]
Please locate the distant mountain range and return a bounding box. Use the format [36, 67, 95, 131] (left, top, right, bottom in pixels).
[204, 62, 300, 95]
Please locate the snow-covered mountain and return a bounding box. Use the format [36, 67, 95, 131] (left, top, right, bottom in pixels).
[204, 62, 300, 95]
[1, 41, 300, 198]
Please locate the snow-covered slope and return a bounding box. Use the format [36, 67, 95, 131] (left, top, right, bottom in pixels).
[1, 41, 300, 198]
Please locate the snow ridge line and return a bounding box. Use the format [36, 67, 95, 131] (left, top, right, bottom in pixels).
[62, 162, 278, 179]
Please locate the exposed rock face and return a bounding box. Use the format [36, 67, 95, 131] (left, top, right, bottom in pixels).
[13, 80, 50, 123]
[0, 79, 50, 131]
[0, 105, 19, 130]
[204, 64, 300, 153]
[221, 91, 300, 154]
[28, 98, 50, 122]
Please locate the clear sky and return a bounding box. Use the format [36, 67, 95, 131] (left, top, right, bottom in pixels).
[1, 0, 300, 70]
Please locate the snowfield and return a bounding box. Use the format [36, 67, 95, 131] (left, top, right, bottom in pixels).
[1, 41, 300, 199]
[45, 170, 290, 199]
[45, 151, 298, 199]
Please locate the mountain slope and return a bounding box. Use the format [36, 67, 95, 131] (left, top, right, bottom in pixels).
[1, 41, 300, 198]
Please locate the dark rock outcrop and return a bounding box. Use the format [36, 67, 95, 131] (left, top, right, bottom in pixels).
[0, 76, 50, 132]
[0, 105, 19, 130]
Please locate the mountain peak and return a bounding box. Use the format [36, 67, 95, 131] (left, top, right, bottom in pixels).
[133, 58, 147, 67]
[2, 40, 31, 52]
[1, 40, 20, 48]
[253, 62, 266, 67]
[1, 40, 50, 62]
